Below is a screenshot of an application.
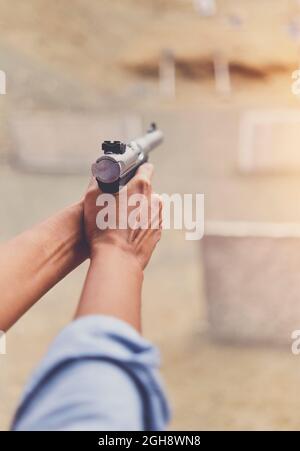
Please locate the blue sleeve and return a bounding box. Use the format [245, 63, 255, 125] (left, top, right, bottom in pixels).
[11, 315, 170, 431]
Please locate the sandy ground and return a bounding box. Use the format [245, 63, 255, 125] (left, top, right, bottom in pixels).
[2, 0, 300, 431]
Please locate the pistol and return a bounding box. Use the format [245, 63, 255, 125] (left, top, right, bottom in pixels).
[92, 123, 163, 193]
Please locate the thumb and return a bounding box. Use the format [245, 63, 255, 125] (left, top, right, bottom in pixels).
[135, 162, 154, 182]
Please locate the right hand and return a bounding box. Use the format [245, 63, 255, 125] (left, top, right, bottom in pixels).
[83, 163, 163, 270]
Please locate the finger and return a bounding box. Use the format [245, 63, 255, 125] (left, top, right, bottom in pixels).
[131, 193, 161, 243]
[86, 175, 98, 191]
[136, 229, 162, 267]
[150, 193, 162, 229]
[136, 163, 154, 182]
[129, 197, 149, 241]
[127, 163, 153, 195]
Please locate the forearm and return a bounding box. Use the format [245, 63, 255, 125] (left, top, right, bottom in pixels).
[75, 243, 144, 332]
[0, 202, 88, 331]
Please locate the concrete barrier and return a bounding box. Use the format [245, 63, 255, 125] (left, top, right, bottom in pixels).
[203, 221, 300, 345]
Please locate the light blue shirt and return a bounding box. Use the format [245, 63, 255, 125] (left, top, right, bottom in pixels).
[12, 315, 170, 430]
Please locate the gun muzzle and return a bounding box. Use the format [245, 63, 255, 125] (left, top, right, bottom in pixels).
[92, 123, 163, 193]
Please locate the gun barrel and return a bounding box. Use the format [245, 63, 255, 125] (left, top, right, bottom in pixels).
[133, 129, 164, 155]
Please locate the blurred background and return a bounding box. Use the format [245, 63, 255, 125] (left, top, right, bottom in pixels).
[3, 0, 300, 430]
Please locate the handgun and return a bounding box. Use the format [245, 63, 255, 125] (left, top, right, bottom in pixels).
[92, 123, 163, 193]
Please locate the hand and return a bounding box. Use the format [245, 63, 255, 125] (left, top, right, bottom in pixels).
[83, 163, 162, 270]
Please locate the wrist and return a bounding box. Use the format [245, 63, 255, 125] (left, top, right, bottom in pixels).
[77, 238, 144, 332]
[90, 239, 144, 279]
[45, 200, 88, 263]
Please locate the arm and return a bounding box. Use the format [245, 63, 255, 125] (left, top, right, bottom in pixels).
[76, 244, 143, 332]
[0, 201, 88, 331]
[75, 163, 162, 332]
[12, 164, 169, 431]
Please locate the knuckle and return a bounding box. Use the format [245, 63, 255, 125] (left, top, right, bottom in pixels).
[159, 198, 163, 211]
[152, 193, 162, 207]
[152, 192, 160, 201]
[137, 175, 151, 192]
